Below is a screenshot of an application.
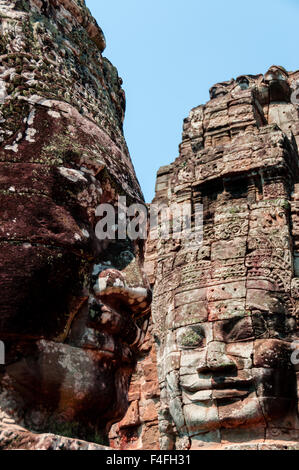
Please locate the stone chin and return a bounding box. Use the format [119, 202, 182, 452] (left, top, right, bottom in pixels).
[182, 396, 265, 436]
[3, 328, 138, 439]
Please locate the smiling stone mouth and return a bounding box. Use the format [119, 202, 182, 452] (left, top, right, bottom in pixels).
[182, 379, 254, 395]
[212, 380, 254, 400]
[212, 389, 252, 400]
[212, 379, 254, 391]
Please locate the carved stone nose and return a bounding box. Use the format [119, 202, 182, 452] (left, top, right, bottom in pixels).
[94, 268, 152, 318]
[197, 342, 236, 374]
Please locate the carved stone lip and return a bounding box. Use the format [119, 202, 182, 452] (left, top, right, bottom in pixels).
[39, 339, 134, 365]
[212, 379, 254, 391]
[82, 345, 133, 364]
[72, 331, 135, 361]
[75, 345, 115, 358]
[212, 389, 252, 400]
[213, 380, 254, 400]
[182, 379, 254, 394]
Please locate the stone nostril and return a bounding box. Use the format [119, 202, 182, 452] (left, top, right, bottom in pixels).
[202, 351, 237, 374]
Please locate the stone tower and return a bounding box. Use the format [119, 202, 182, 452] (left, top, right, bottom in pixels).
[0, 0, 152, 449]
[146, 66, 299, 450]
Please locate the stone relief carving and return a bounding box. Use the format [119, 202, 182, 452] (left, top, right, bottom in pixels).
[0, 0, 151, 449]
[149, 65, 299, 450]
[2, 0, 299, 453]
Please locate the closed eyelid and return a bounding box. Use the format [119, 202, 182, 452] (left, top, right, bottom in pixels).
[223, 319, 254, 342]
[177, 326, 206, 349]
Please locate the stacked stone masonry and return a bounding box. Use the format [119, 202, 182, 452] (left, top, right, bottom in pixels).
[146, 66, 299, 450]
[0, 0, 152, 450]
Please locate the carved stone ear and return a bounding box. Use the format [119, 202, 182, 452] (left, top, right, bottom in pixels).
[209, 85, 228, 99]
[262, 66, 291, 102]
[209, 87, 218, 99]
[264, 65, 289, 82]
[236, 76, 250, 90]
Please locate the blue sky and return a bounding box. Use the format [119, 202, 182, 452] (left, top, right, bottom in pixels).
[86, 0, 299, 202]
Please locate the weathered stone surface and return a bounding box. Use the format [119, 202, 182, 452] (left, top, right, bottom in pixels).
[0, 0, 151, 449]
[148, 66, 299, 450]
[3, 2, 299, 452]
[0, 423, 111, 450]
[109, 326, 160, 450]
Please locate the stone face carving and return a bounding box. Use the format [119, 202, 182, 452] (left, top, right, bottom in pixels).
[0, 0, 151, 448]
[149, 66, 299, 450]
[2, 0, 299, 452]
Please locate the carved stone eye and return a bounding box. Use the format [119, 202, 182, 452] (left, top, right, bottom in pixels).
[226, 317, 254, 342]
[210, 87, 217, 99]
[177, 326, 205, 349]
